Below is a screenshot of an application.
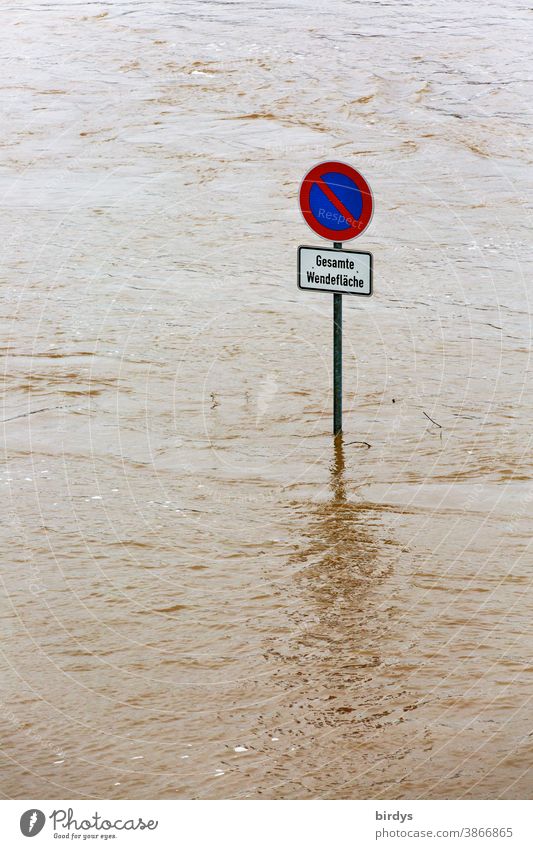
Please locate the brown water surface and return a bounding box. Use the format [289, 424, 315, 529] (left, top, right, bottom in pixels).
[1, 0, 532, 799]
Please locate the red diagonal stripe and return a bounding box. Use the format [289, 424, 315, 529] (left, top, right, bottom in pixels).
[314, 175, 361, 228]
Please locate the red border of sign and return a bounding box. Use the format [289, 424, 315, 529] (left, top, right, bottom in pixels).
[298, 160, 373, 242]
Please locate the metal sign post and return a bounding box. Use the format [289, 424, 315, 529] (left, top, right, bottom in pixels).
[333, 242, 343, 434]
[297, 161, 374, 436]
[297, 243, 372, 435]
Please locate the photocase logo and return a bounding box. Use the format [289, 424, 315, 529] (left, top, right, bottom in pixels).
[20, 809, 46, 837]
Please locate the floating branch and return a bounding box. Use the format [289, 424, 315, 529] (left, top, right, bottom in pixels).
[2, 403, 78, 423]
[423, 411, 442, 428]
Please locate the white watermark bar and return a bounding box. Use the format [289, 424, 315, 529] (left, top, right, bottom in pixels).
[1, 799, 530, 847]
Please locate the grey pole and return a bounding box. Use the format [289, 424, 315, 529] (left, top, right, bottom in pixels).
[333, 241, 343, 434]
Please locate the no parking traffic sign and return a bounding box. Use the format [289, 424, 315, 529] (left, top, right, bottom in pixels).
[299, 161, 373, 241]
[297, 160, 374, 436]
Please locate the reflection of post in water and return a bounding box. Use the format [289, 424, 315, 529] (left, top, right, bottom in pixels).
[331, 432, 346, 504]
[260, 437, 410, 801]
[290, 434, 391, 628]
[298, 434, 390, 608]
[287, 434, 395, 721]
[262, 436, 405, 798]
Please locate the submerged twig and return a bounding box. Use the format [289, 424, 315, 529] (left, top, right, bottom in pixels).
[423, 411, 442, 428]
[345, 440, 371, 448]
[2, 403, 78, 423]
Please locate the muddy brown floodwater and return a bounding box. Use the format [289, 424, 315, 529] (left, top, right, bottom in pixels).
[1, 0, 532, 800]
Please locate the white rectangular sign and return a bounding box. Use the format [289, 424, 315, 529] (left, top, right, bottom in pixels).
[297, 245, 372, 296]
